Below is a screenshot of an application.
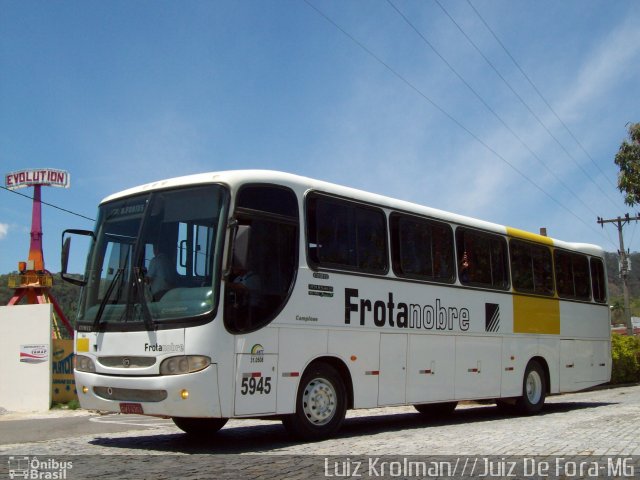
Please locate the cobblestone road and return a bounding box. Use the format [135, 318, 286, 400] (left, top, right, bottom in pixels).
[1, 385, 639, 479]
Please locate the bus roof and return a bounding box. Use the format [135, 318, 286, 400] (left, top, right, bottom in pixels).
[100, 169, 605, 257]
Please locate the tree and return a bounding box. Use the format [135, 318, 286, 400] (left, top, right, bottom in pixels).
[610, 300, 624, 325]
[615, 122, 640, 206]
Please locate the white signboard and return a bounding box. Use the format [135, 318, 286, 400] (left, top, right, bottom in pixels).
[5, 168, 70, 190]
[19, 344, 49, 363]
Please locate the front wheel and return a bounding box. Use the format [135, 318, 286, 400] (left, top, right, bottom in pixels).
[515, 360, 546, 415]
[172, 417, 228, 436]
[282, 363, 347, 441]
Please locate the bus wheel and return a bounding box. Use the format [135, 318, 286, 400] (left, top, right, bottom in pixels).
[282, 363, 347, 440]
[172, 417, 228, 436]
[515, 360, 546, 415]
[414, 401, 457, 417]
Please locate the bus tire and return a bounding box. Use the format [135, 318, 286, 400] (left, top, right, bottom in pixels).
[515, 360, 546, 415]
[282, 363, 347, 441]
[414, 401, 458, 417]
[172, 417, 228, 436]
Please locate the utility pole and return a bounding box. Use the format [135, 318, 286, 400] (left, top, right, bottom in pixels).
[597, 214, 640, 336]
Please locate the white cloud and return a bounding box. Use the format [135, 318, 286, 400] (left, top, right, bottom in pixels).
[557, 16, 640, 123]
[0, 223, 8, 240]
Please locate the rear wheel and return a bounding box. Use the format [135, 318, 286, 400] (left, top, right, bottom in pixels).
[515, 360, 546, 415]
[172, 417, 228, 436]
[282, 363, 347, 440]
[414, 401, 458, 418]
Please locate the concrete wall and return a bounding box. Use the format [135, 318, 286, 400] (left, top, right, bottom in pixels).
[0, 304, 52, 412]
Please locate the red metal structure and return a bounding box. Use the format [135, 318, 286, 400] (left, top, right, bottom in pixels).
[5, 169, 74, 338]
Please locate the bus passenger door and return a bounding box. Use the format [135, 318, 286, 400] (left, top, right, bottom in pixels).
[234, 353, 278, 415]
[378, 334, 407, 406]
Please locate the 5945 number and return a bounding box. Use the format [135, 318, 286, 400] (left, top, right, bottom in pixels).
[240, 376, 272, 395]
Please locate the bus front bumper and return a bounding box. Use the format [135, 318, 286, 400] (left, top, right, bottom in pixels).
[74, 364, 223, 418]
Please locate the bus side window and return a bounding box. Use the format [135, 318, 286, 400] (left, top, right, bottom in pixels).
[555, 251, 573, 297]
[554, 250, 591, 301]
[510, 239, 554, 296]
[390, 213, 454, 283]
[573, 255, 591, 300]
[306, 193, 387, 274]
[456, 228, 509, 290]
[224, 185, 299, 333]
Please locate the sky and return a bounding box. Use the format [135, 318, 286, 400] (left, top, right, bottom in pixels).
[1, 0, 639, 275]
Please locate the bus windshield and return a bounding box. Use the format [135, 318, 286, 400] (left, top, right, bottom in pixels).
[77, 184, 228, 331]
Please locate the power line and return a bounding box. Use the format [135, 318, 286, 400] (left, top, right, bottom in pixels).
[0, 185, 96, 222]
[628, 218, 639, 251]
[386, 0, 603, 220]
[303, 0, 614, 246]
[434, 0, 623, 211]
[466, 0, 619, 193]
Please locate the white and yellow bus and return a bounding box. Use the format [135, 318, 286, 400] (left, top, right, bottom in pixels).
[64, 170, 610, 440]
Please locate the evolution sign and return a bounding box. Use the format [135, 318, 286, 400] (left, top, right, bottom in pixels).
[5, 168, 70, 190]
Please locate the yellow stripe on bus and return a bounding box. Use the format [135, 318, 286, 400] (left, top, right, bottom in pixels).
[513, 295, 560, 334]
[506, 227, 554, 246]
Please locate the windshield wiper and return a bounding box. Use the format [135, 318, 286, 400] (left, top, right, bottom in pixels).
[93, 268, 124, 330]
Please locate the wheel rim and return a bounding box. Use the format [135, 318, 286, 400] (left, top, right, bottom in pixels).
[525, 370, 543, 404]
[302, 377, 337, 426]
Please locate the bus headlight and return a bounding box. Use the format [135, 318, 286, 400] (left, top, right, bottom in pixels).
[159, 356, 211, 375]
[75, 355, 96, 373]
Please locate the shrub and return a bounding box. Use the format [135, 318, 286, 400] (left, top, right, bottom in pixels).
[51, 399, 81, 410]
[611, 334, 640, 384]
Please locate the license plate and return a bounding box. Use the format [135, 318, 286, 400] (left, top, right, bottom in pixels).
[119, 402, 144, 414]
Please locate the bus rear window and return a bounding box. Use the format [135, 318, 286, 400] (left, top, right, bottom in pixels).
[590, 257, 607, 304]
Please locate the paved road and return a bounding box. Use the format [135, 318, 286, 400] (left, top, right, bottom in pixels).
[0, 385, 639, 479]
[0, 412, 173, 445]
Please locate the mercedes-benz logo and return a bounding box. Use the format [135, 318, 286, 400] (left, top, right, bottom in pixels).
[122, 358, 130, 368]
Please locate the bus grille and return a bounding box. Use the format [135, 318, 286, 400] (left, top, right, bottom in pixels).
[93, 386, 167, 402]
[98, 356, 156, 368]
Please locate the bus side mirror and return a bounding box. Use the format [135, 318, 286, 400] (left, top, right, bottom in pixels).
[61, 229, 95, 286]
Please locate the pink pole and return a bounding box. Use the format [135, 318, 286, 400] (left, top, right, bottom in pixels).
[28, 184, 45, 271]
